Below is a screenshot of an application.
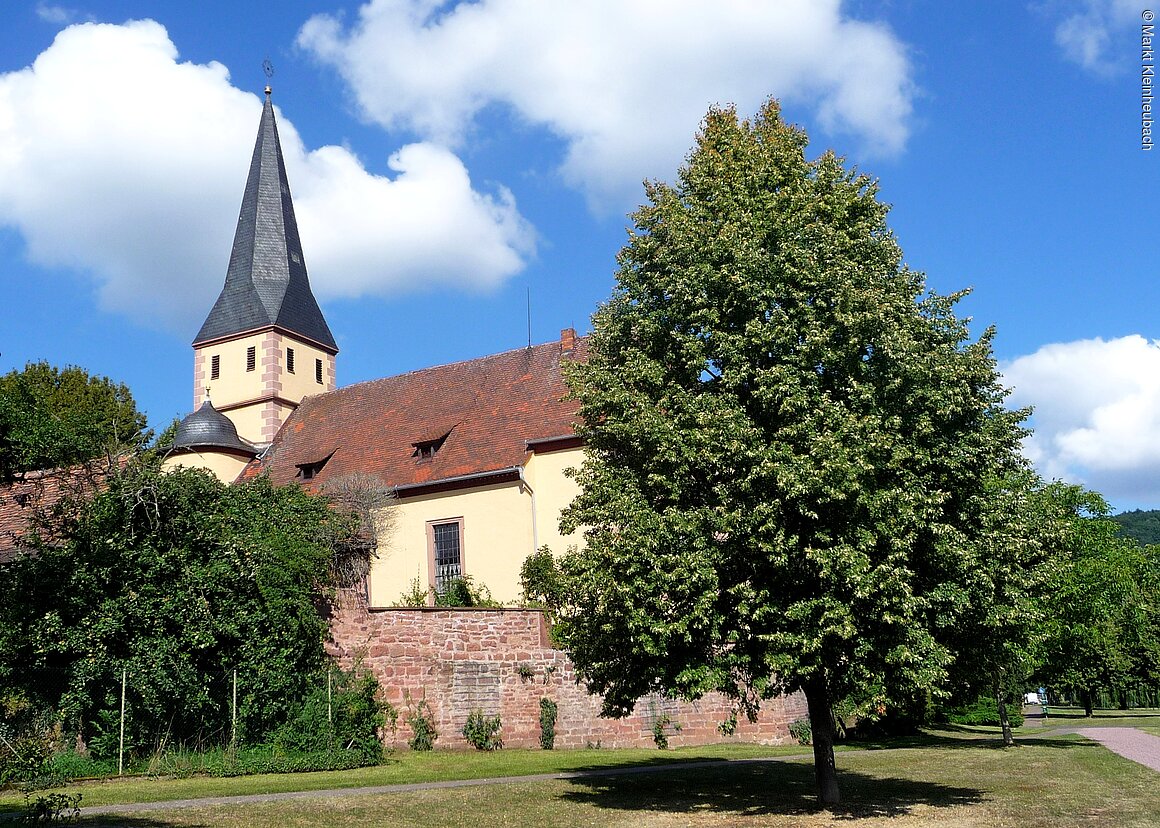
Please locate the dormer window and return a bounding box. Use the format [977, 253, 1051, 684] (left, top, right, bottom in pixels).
[412, 430, 452, 460]
[296, 452, 334, 481]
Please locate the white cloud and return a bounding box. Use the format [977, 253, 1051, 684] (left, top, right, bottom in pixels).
[1050, 0, 1140, 73]
[1002, 335, 1160, 503]
[0, 20, 535, 334]
[35, 4, 79, 25]
[298, 0, 915, 210]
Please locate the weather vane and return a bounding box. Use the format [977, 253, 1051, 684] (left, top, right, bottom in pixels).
[262, 58, 274, 95]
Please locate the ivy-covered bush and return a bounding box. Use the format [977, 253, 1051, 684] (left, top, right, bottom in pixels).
[538, 698, 557, 750]
[0, 463, 363, 761]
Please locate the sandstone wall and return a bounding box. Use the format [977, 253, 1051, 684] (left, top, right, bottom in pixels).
[327, 595, 808, 751]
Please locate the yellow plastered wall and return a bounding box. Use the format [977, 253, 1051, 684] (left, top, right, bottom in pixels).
[194, 332, 268, 411]
[161, 450, 250, 484]
[368, 449, 586, 607]
[370, 481, 532, 606]
[274, 335, 336, 402]
[522, 446, 584, 556]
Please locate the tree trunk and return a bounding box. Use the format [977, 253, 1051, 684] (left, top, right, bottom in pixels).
[1119, 689, 1129, 710]
[1082, 689, 1094, 717]
[994, 683, 1013, 747]
[804, 675, 841, 806]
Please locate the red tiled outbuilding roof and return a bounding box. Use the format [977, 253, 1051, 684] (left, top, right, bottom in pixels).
[0, 458, 122, 562]
[242, 332, 586, 492]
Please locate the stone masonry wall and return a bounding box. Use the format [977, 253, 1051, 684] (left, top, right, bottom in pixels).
[327, 594, 808, 751]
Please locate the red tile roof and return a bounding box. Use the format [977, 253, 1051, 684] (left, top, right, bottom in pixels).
[242, 333, 586, 493]
[0, 459, 120, 562]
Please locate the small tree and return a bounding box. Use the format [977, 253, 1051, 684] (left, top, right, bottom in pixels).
[557, 99, 1027, 804]
[321, 473, 397, 589]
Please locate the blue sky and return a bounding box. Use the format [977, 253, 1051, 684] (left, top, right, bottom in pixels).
[0, 1, 1155, 508]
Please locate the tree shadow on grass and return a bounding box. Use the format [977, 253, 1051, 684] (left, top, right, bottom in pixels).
[842, 728, 1102, 752]
[561, 760, 984, 820]
[80, 817, 211, 827]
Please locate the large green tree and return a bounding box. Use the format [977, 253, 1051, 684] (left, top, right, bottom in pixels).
[938, 475, 1064, 745]
[0, 362, 148, 481]
[0, 462, 359, 754]
[557, 100, 1028, 804]
[1036, 485, 1160, 714]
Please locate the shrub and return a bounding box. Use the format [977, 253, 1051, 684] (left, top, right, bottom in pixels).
[405, 699, 437, 751]
[944, 695, 1024, 728]
[397, 576, 430, 607]
[271, 666, 393, 762]
[434, 576, 501, 608]
[44, 751, 113, 781]
[788, 718, 812, 746]
[21, 791, 81, 823]
[462, 709, 503, 750]
[0, 697, 55, 785]
[538, 698, 557, 750]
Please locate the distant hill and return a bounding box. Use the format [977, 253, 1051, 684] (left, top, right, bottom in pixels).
[1112, 509, 1160, 545]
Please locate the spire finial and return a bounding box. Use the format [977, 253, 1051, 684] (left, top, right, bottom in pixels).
[262, 58, 274, 97]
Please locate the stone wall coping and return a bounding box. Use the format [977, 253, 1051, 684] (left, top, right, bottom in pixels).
[364, 606, 548, 614]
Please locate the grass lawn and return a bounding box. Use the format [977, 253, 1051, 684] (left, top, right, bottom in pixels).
[3, 716, 1157, 826]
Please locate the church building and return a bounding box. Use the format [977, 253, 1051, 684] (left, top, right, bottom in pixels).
[166, 88, 585, 605]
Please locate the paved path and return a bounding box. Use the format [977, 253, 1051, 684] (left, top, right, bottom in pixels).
[1075, 727, 1160, 772]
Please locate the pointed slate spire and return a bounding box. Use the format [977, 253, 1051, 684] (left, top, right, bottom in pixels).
[194, 88, 337, 352]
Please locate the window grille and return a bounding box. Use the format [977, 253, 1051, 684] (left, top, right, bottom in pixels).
[432, 522, 462, 595]
[287, 348, 295, 374]
[246, 346, 256, 372]
[210, 354, 220, 380]
[315, 358, 323, 384]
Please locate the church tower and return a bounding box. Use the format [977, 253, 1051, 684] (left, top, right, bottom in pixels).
[190, 86, 337, 446]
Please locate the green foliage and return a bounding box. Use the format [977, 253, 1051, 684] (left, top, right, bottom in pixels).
[935, 472, 1057, 745]
[519, 546, 562, 610]
[21, 791, 81, 824]
[404, 699, 437, 751]
[434, 576, 500, 607]
[555, 99, 1028, 804]
[461, 710, 503, 751]
[650, 714, 672, 749]
[0, 362, 148, 480]
[942, 694, 1024, 727]
[0, 692, 55, 785]
[538, 698, 557, 750]
[397, 576, 431, 607]
[788, 718, 813, 746]
[0, 462, 360, 759]
[1035, 486, 1160, 709]
[42, 751, 113, 781]
[145, 744, 374, 777]
[271, 667, 393, 761]
[1112, 509, 1160, 545]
